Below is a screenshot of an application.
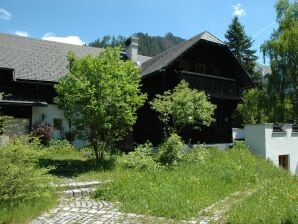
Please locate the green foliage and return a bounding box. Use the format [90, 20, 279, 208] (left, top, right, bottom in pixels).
[31, 120, 54, 146]
[261, 0, 298, 122]
[0, 191, 57, 224]
[44, 139, 86, 160]
[88, 32, 184, 57]
[49, 139, 74, 149]
[182, 146, 209, 163]
[118, 134, 185, 169]
[150, 80, 216, 135]
[95, 142, 292, 220]
[237, 89, 269, 124]
[135, 32, 184, 57]
[54, 47, 146, 161]
[89, 35, 126, 49]
[117, 142, 158, 171]
[0, 137, 52, 205]
[157, 133, 184, 165]
[225, 16, 258, 76]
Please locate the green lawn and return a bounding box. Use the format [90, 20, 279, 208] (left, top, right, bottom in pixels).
[88, 145, 298, 222]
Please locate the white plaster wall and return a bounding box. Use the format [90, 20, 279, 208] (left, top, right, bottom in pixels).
[265, 124, 298, 174]
[245, 124, 298, 174]
[32, 104, 69, 139]
[244, 124, 266, 157]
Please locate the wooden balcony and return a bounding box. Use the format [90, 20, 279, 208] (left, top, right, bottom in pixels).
[179, 71, 241, 100]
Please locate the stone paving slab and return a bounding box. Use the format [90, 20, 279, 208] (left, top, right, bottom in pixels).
[52, 180, 111, 190]
[31, 197, 177, 224]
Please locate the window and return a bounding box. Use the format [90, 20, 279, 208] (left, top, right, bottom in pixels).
[179, 60, 191, 71]
[195, 63, 206, 74]
[53, 118, 63, 130]
[279, 155, 289, 170]
[209, 65, 221, 75]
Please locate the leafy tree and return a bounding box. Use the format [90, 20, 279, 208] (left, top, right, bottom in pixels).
[150, 80, 216, 136]
[225, 16, 258, 79]
[236, 89, 269, 124]
[54, 47, 146, 161]
[261, 0, 298, 122]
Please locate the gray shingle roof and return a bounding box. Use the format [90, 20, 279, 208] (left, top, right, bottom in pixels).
[141, 31, 224, 77]
[0, 32, 103, 82]
[137, 54, 152, 65]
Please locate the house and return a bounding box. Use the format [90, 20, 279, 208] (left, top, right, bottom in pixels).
[134, 32, 254, 144]
[245, 124, 298, 174]
[0, 33, 150, 140]
[0, 33, 101, 138]
[0, 31, 253, 145]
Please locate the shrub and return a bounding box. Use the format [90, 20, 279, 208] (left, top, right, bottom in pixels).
[32, 120, 54, 146]
[49, 139, 74, 150]
[182, 146, 209, 163]
[118, 142, 159, 171]
[0, 137, 52, 205]
[157, 133, 184, 165]
[150, 80, 216, 136]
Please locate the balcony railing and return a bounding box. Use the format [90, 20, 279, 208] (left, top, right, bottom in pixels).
[179, 71, 241, 99]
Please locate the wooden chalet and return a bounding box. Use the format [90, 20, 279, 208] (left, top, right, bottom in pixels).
[134, 32, 254, 144]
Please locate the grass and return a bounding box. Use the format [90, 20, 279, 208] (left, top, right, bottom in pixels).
[227, 175, 298, 224]
[0, 190, 57, 224]
[92, 145, 298, 221]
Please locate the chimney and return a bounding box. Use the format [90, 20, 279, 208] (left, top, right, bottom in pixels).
[125, 36, 138, 63]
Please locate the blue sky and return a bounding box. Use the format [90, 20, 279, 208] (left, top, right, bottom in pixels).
[0, 0, 278, 63]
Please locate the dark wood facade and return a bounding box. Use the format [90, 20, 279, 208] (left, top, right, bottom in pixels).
[134, 39, 253, 145]
[0, 68, 55, 129]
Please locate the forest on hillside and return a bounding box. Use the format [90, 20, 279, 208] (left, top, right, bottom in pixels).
[88, 32, 184, 57]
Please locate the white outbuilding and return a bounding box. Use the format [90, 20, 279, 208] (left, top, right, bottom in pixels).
[245, 123, 298, 175]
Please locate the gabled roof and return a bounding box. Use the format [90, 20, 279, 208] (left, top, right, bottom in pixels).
[0, 32, 103, 82]
[0, 32, 152, 83]
[141, 31, 224, 77]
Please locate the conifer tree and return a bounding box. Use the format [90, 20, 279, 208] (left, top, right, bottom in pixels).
[225, 16, 258, 77]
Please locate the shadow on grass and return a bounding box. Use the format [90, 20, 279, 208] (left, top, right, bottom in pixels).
[39, 157, 116, 178]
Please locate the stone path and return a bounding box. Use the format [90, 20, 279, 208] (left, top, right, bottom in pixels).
[31, 180, 257, 224]
[31, 180, 175, 224]
[31, 197, 173, 224]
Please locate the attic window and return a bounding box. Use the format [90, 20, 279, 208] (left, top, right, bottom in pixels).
[179, 60, 191, 71]
[195, 63, 206, 74]
[209, 65, 221, 75]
